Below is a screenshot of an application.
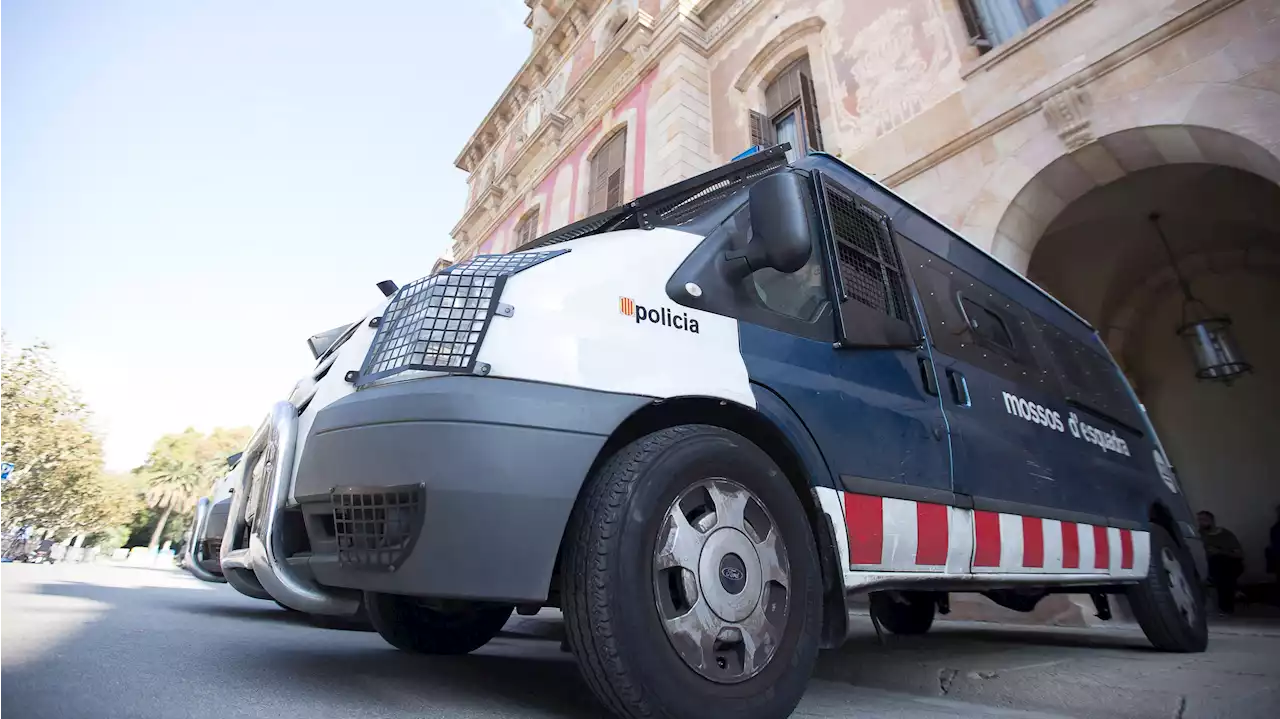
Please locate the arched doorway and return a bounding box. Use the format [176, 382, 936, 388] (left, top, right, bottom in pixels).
[1016, 128, 1280, 583]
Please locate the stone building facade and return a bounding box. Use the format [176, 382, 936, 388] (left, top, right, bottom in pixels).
[450, 0, 1280, 581]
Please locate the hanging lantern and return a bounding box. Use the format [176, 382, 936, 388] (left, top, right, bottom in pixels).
[1149, 213, 1252, 385]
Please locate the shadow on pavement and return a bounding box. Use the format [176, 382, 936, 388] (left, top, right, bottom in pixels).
[3, 568, 599, 719]
[261, 646, 601, 718]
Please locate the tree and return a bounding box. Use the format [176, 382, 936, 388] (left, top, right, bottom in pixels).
[1, 339, 112, 537]
[136, 426, 251, 549]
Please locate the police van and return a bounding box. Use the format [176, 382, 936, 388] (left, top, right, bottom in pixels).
[185, 454, 242, 585]
[221, 146, 1207, 719]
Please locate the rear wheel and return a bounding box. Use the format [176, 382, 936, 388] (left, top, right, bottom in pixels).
[1127, 525, 1208, 652]
[366, 593, 513, 654]
[869, 591, 936, 635]
[562, 425, 822, 719]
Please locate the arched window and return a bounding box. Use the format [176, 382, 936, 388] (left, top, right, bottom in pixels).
[748, 56, 824, 161]
[514, 207, 540, 249]
[588, 129, 627, 215]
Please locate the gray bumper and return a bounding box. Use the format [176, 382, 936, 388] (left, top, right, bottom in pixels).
[291, 376, 652, 603]
[197, 499, 231, 574]
[185, 498, 226, 583]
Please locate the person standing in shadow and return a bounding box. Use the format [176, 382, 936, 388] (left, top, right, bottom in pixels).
[1198, 511, 1244, 615]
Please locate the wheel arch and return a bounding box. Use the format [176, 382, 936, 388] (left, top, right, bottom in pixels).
[1150, 499, 1207, 581]
[1149, 501, 1182, 548]
[553, 388, 849, 648]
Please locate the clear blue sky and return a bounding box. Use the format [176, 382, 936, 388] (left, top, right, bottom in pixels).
[2, 1, 530, 470]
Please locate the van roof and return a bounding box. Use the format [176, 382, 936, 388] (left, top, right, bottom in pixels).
[521, 145, 1093, 333]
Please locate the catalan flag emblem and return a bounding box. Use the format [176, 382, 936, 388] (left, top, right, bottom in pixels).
[619, 297, 635, 316]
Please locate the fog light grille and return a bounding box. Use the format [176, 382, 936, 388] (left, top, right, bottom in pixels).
[202, 539, 222, 561]
[332, 485, 425, 571]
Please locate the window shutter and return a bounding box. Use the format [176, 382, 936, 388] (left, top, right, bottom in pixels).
[515, 208, 539, 248]
[748, 109, 775, 148]
[798, 73, 824, 153]
[589, 129, 627, 215]
[958, 0, 993, 50]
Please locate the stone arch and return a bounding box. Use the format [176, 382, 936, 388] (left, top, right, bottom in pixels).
[995, 126, 1280, 271]
[962, 74, 1280, 272]
[732, 18, 826, 93]
[727, 16, 838, 155]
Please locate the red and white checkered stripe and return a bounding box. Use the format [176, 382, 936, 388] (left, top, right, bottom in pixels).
[816, 489, 1148, 579]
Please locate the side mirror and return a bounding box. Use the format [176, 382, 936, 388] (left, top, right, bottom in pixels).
[306, 323, 353, 360]
[722, 172, 814, 281]
[226, 452, 243, 468]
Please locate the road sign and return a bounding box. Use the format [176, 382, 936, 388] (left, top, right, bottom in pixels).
[1, 462, 14, 481]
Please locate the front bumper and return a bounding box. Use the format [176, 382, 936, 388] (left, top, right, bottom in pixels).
[289, 376, 652, 603]
[200, 499, 231, 575]
[184, 497, 226, 583]
[221, 402, 361, 614]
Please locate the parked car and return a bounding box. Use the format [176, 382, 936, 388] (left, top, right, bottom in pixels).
[219, 145, 1206, 719]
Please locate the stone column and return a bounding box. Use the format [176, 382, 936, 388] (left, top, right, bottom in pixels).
[647, 40, 713, 192]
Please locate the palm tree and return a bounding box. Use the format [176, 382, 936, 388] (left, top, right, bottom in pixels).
[143, 459, 217, 550]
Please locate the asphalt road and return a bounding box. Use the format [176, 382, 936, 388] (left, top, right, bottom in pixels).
[3, 563, 1279, 719]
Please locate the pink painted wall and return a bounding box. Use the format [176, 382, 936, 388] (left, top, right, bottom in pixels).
[471, 69, 657, 257]
[567, 36, 596, 89]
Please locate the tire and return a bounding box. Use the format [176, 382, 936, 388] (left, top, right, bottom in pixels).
[869, 591, 936, 635]
[562, 425, 823, 719]
[365, 592, 513, 654]
[1126, 525, 1208, 652]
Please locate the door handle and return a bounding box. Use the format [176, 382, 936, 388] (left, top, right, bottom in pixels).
[917, 356, 938, 396]
[946, 368, 970, 407]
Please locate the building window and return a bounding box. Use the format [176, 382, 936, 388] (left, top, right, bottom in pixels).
[514, 208, 540, 249]
[959, 0, 1071, 51]
[748, 57, 824, 161]
[588, 128, 627, 215]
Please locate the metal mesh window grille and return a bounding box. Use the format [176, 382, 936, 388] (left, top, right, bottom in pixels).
[824, 184, 913, 323]
[356, 249, 567, 385]
[201, 539, 221, 562]
[332, 485, 424, 571]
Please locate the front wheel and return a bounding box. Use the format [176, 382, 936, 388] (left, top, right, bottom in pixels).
[366, 593, 513, 654]
[562, 425, 822, 719]
[1127, 525, 1208, 652]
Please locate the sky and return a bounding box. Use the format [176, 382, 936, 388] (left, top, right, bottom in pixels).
[2, 1, 531, 470]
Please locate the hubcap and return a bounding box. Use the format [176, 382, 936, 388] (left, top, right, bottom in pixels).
[1162, 547, 1197, 625]
[652, 479, 790, 684]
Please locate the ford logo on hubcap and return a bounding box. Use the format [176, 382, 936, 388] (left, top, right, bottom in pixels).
[721, 566, 743, 582]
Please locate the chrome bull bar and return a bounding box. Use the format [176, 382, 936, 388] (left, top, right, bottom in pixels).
[217, 460, 273, 601]
[220, 401, 360, 616]
[184, 497, 226, 583]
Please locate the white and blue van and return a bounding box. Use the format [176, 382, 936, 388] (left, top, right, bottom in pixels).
[219, 146, 1207, 719]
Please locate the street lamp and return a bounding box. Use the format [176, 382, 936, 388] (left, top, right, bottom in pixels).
[1148, 213, 1251, 384]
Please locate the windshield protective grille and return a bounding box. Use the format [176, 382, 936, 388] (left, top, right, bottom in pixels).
[355, 249, 568, 385]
